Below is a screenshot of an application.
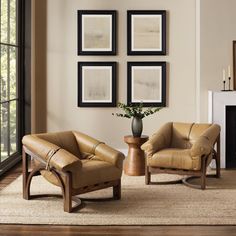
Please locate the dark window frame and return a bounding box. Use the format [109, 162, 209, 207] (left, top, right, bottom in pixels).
[0, 0, 31, 176]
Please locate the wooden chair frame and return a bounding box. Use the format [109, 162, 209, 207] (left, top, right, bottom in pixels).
[145, 135, 221, 190]
[22, 146, 121, 213]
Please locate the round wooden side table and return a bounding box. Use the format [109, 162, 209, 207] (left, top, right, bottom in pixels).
[124, 135, 149, 176]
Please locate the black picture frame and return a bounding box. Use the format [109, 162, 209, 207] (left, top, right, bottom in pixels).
[78, 62, 117, 107]
[127, 62, 166, 107]
[78, 10, 117, 55]
[127, 10, 166, 55]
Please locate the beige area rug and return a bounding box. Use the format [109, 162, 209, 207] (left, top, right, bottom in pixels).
[0, 171, 236, 225]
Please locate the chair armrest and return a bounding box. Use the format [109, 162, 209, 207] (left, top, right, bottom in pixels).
[141, 134, 166, 156]
[190, 124, 220, 159]
[22, 135, 82, 173]
[95, 143, 125, 170]
[73, 131, 125, 169]
[72, 131, 101, 154]
[190, 136, 212, 159]
[141, 122, 172, 156]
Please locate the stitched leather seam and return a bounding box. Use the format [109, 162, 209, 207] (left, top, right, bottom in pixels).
[202, 135, 210, 141]
[91, 142, 105, 154]
[188, 123, 195, 140]
[45, 148, 61, 171]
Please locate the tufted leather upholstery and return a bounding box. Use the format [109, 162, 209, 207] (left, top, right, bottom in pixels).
[22, 131, 125, 189]
[141, 122, 220, 171]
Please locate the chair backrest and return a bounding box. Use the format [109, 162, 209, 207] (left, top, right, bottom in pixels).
[170, 122, 212, 149]
[36, 131, 81, 157]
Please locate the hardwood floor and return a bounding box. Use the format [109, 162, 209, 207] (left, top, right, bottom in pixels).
[0, 163, 236, 236]
[0, 225, 236, 236]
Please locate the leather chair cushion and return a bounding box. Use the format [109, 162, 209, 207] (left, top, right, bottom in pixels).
[36, 131, 81, 158]
[141, 122, 172, 156]
[148, 148, 202, 170]
[95, 143, 124, 169]
[41, 159, 122, 189]
[170, 123, 212, 149]
[72, 131, 101, 155]
[22, 135, 82, 172]
[170, 123, 194, 149]
[189, 123, 211, 144]
[73, 131, 124, 170]
[74, 159, 122, 188]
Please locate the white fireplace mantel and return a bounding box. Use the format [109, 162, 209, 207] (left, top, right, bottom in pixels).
[208, 90, 236, 168]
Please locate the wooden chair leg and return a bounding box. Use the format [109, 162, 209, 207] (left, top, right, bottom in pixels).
[113, 179, 121, 200]
[216, 135, 221, 178]
[215, 155, 221, 178]
[201, 158, 207, 190]
[201, 173, 206, 190]
[22, 147, 30, 200]
[145, 165, 151, 185]
[64, 172, 72, 213]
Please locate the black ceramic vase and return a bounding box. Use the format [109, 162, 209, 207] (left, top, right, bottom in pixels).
[131, 117, 143, 137]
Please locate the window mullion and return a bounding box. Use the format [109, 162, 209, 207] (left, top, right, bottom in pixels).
[0, 103, 1, 163]
[7, 102, 10, 157]
[7, 50, 10, 158]
[0, 42, 19, 48]
[8, 0, 10, 44]
[0, 98, 19, 104]
[7, 0, 11, 158]
[0, 0, 1, 42]
[0, 0, 1, 163]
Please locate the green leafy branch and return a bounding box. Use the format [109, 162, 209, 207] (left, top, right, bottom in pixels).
[112, 102, 162, 119]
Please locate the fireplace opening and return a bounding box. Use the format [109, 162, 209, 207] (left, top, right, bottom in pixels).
[226, 106, 236, 168]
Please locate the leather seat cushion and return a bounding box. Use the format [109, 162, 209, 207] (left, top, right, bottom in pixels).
[41, 159, 122, 189]
[148, 148, 201, 171]
[74, 159, 121, 188]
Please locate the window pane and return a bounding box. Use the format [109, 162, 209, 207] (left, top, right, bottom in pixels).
[0, 0, 19, 167]
[10, 0, 17, 45]
[0, 103, 9, 162]
[0, 45, 9, 102]
[10, 46, 17, 99]
[0, 0, 16, 45]
[10, 100, 17, 155]
[0, 0, 9, 44]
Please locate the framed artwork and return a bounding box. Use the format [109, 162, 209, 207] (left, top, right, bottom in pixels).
[233, 41, 236, 90]
[78, 10, 117, 55]
[78, 62, 116, 107]
[127, 62, 166, 107]
[127, 10, 166, 55]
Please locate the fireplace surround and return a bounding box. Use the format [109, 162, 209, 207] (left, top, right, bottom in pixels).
[225, 106, 236, 168]
[208, 91, 236, 168]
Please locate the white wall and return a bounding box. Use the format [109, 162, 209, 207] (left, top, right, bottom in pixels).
[199, 0, 236, 122]
[33, 0, 197, 149]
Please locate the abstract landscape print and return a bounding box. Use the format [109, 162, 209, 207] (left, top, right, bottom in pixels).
[78, 10, 116, 55]
[83, 66, 112, 102]
[127, 62, 166, 107]
[78, 62, 116, 107]
[127, 10, 166, 55]
[132, 15, 162, 51]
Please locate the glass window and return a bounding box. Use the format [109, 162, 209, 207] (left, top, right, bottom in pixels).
[0, 0, 20, 165]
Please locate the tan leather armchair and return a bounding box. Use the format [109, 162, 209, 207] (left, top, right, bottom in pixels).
[141, 122, 221, 189]
[22, 131, 125, 212]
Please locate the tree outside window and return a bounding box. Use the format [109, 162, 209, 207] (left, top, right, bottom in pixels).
[0, 0, 18, 163]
